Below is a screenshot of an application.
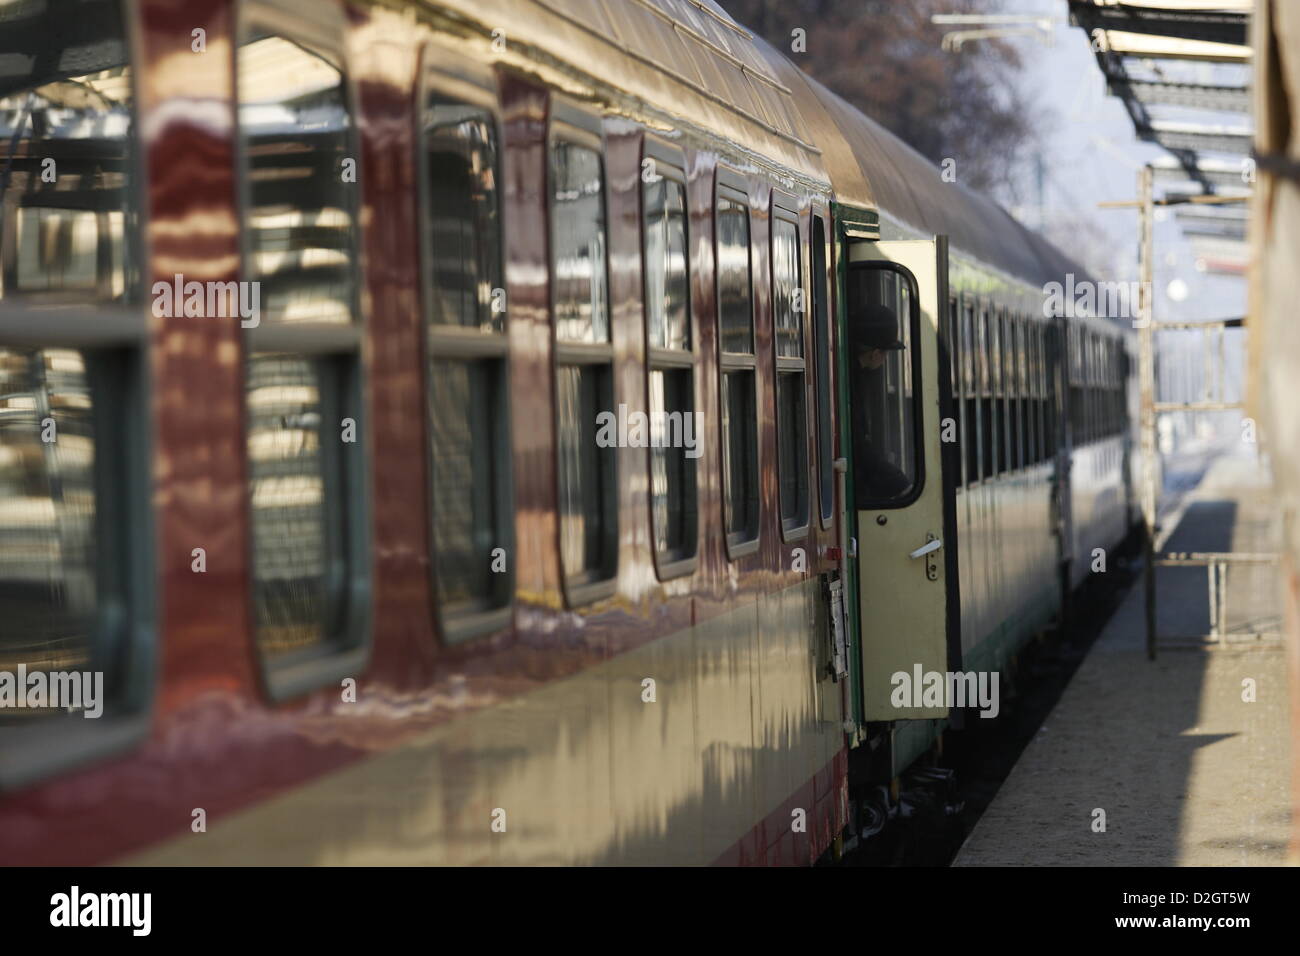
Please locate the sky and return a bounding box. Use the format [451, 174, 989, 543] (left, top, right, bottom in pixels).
[985, 0, 1248, 329]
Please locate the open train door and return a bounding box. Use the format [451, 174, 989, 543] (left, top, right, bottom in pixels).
[846, 238, 958, 720]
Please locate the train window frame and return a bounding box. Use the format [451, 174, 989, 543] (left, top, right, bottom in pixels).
[235, 0, 372, 702]
[414, 48, 515, 641]
[640, 136, 698, 581]
[714, 168, 761, 560]
[847, 258, 927, 511]
[0, 0, 156, 789]
[811, 210, 835, 530]
[548, 100, 618, 607]
[770, 195, 809, 540]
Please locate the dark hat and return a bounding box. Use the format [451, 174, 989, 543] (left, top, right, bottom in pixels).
[852, 303, 905, 351]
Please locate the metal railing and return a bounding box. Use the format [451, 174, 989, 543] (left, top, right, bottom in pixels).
[1152, 551, 1283, 646]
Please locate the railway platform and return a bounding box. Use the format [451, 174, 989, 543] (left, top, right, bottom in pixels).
[954, 451, 1291, 866]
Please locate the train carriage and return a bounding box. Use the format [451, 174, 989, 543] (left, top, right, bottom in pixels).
[0, 0, 1136, 865]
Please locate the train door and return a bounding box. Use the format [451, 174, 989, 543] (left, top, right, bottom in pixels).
[845, 239, 957, 719]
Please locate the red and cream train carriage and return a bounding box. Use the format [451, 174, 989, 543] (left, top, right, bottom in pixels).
[0, 0, 1136, 865]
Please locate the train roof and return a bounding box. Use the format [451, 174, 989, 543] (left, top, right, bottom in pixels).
[427, 1, 1091, 291]
[424, 0, 829, 188]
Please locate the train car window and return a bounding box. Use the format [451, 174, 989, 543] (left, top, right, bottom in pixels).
[1046, 325, 1055, 455]
[1004, 314, 1015, 470]
[551, 135, 617, 599]
[643, 163, 697, 573]
[1112, 340, 1123, 437]
[238, 7, 370, 697]
[846, 261, 920, 507]
[1085, 333, 1096, 443]
[1030, 322, 1042, 464]
[1002, 312, 1015, 471]
[1041, 324, 1050, 461]
[0, 0, 154, 785]
[1068, 325, 1083, 446]
[772, 212, 808, 535]
[419, 67, 513, 640]
[1112, 340, 1123, 436]
[962, 300, 979, 485]
[812, 215, 834, 527]
[1110, 340, 1119, 437]
[1013, 319, 1024, 468]
[949, 297, 966, 487]
[716, 184, 759, 556]
[998, 310, 1008, 476]
[978, 308, 994, 481]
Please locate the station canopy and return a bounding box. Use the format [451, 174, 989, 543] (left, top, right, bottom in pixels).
[1068, 0, 1254, 270]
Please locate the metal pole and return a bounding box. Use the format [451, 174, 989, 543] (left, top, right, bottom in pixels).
[1139, 165, 1158, 661]
[1209, 562, 1220, 640]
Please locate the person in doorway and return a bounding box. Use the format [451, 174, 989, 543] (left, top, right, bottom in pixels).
[850, 303, 913, 500]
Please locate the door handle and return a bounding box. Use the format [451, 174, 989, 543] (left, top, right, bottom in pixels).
[909, 538, 942, 559]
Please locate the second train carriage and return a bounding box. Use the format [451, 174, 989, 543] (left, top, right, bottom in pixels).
[0, 0, 1137, 864]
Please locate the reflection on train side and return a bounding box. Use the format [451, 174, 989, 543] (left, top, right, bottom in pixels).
[238, 28, 360, 661]
[422, 97, 512, 624]
[0, 348, 95, 723]
[0, 0, 133, 722]
[0, 74, 134, 303]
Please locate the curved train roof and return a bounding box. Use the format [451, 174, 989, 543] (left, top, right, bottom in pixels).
[422, 0, 1089, 290]
[757, 32, 1091, 289]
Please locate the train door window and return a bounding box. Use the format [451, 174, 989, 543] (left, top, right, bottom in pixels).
[962, 299, 979, 485]
[550, 115, 616, 602]
[845, 261, 919, 507]
[642, 150, 696, 574]
[811, 214, 834, 528]
[716, 180, 759, 556]
[238, 3, 370, 697]
[418, 58, 512, 640]
[772, 209, 808, 535]
[0, 0, 154, 786]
